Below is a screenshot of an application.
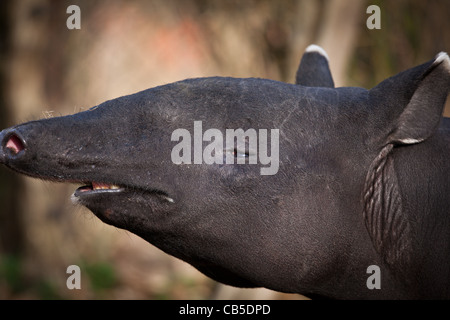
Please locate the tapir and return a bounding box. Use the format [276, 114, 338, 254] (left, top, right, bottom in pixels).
[0, 45, 449, 299]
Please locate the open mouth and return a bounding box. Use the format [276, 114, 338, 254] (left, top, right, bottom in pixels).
[75, 181, 124, 195]
[73, 181, 175, 203]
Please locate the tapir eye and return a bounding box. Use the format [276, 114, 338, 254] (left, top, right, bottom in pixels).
[233, 148, 249, 158]
[223, 148, 255, 163]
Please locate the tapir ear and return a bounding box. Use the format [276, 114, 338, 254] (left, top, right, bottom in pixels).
[371, 52, 450, 146]
[295, 44, 335, 88]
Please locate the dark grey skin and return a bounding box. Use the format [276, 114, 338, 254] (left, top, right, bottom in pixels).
[0, 45, 449, 299]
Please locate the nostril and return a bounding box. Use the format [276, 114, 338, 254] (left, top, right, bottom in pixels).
[5, 133, 25, 155]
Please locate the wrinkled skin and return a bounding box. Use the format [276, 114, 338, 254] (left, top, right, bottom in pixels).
[0, 46, 449, 299]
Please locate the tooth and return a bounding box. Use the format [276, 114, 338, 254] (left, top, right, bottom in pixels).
[91, 182, 121, 190]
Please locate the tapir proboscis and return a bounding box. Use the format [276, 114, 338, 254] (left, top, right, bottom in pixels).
[0, 45, 449, 299]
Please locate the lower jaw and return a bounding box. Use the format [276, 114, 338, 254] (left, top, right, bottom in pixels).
[71, 185, 175, 204]
[71, 186, 124, 204]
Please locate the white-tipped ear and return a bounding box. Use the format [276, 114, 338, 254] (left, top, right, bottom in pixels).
[371, 53, 450, 146]
[305, 44, 330, 61]
[295, 44, 334, 88]
[433, 52, 450, 72]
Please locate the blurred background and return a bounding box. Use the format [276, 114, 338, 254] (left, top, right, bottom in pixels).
[0, 0, 449, 299]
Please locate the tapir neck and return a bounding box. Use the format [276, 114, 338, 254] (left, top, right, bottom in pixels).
[392, 120, 450, 298]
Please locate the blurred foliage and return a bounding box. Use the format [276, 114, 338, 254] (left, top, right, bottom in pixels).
[349, 0, 450, 89]
[82, 261, 118, 296]
[0, 254, 62, 299]
[0, 255, 23, 294]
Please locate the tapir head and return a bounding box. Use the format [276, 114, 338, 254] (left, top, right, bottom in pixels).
[1, 45, 449, 299]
